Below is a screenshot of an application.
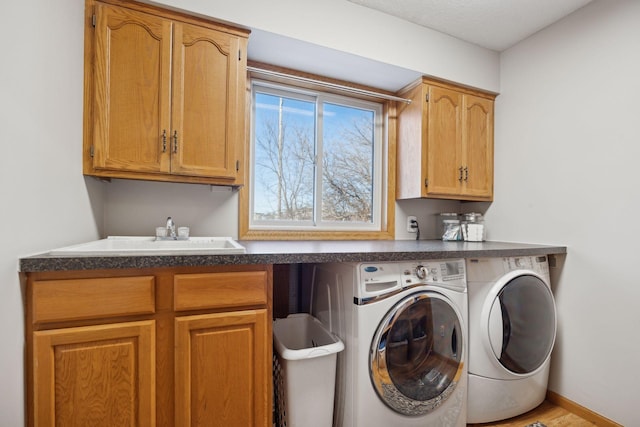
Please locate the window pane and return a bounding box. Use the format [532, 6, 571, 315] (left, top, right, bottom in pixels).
[249, 81, 384, 232]
[253, 92, 316, 221]
[322, 103, 375, 223]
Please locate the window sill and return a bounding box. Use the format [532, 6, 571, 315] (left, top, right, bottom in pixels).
[240, 229, 394, 241]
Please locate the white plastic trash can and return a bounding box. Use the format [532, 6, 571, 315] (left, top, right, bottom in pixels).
[273, 313, 344, 427]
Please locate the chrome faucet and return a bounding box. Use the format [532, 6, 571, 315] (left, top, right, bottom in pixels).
[166, 216, 176, 239]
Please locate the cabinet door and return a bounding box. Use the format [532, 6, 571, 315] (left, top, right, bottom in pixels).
[33, 321, 155, 427]
[426, 85, 463, 196]
[171, 22, 244, 180]
[93, 3, 172, 173]
[175, 310, 270, 427]
[462, 95, 494, 198]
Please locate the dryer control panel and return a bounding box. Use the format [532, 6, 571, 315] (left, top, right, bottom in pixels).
[503, 255, 549, 278]
[467, 255, 550, 283]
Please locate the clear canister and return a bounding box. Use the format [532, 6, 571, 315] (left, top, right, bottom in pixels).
[462, 212, 485, 241]
[438, 213, 460, 240]
[442, 219, 462, 241]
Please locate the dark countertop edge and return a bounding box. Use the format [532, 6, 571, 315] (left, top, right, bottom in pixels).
[19, 240, 567, 273]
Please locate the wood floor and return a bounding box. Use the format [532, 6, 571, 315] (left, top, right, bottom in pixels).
[467, 400, 596, 427]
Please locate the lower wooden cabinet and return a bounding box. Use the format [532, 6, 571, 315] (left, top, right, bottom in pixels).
[175, 310, 269, 426]
[24, 265, 272, 427]
[33, 321, 156, 427]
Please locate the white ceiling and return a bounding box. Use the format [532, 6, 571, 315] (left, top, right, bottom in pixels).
[347, 0, 594, 51]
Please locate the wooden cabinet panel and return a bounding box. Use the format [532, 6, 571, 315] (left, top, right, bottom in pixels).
[396, 83, 426, 199]
[33, 321, 155, 427]
[92, 3, 172, 173]
[397, 77, 496, 201]
[175, 310, 270, 427]
[174, 271, 268, 311]
[32, 276, 155, 323]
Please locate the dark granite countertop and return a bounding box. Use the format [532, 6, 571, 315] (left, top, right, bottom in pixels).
[19, 240, 566, 273]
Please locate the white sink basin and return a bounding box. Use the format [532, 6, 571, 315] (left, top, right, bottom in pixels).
[48, 236, 246, 256]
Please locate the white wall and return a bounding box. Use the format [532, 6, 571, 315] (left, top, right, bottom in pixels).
[488, 1, 640, 424]
[150, 0, 500, 93]
[104, 180, 239, 237]
[0, 0, 105, 425]
[395, 199, 461, 240]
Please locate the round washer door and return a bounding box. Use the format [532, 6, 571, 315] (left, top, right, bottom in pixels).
[486, 272, 556, 375]
[370, 292, 464, 416]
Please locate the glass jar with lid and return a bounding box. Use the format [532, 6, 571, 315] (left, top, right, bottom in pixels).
[438, 213, 460, 240]
[442, 219, 462, 241]
[461, 213, 485, 241]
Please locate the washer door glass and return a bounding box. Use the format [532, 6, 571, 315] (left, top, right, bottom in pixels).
[488, 274, 556, 374]
[370, 292, 463, 416]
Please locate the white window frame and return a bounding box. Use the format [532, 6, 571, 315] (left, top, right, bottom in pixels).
[249, 79, 387, 232]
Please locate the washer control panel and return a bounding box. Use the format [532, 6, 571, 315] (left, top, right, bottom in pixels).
[415, 265, 429, 279]
[359, 259, 466, 296]
[402, 260, 466, 291]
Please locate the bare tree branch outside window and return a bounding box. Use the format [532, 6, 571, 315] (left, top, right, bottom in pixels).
[253, 94, 315, 221]
[322, 103, 374, 222]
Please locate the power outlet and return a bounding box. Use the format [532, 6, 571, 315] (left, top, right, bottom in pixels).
[407, 216, 417, 233]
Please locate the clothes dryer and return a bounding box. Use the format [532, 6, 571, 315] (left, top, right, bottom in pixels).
[312, 260, 468, 427]
[466, 256, 556, 423]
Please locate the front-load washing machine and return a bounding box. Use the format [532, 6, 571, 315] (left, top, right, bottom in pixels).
[466, 256, 557, 423]
[311, 260, 468, 427]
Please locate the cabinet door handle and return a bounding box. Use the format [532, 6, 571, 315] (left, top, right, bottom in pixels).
[161, 130, 167, 152]
[173, 131, 178, 154]
[464, 166, 468, 182]
[458, 166, 464, 182]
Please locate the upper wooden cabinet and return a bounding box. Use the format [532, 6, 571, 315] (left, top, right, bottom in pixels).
[396, 77, 496, 201]
[84, 0, 249, 185]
